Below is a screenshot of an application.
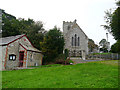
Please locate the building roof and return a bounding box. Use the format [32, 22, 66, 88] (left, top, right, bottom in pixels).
[63, 20, 88, 39]
[0, 34, 42, 53]
[0, 34, 25, 45]
[20, 44, 42, 53]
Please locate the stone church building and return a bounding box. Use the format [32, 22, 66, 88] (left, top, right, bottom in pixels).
[63, 20, 88, 60]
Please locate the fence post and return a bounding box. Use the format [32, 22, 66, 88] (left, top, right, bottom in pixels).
[112, 53, 113, 60]
[117, 53, 119, 60]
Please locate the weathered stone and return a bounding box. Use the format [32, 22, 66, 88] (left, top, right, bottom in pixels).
[63, 20, 88, 60]
[0, 35, 43, 70]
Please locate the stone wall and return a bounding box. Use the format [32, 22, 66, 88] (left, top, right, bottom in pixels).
[2, 36, 43, 70]
[27, 51, 43, 66]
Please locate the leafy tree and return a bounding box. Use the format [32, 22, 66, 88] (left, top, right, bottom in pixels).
[40, 26, 64, 64]
[110, 7, 120, 40]
[102, 0, 120, 53]
[99, 39, 108, 52]
[2, 10, 20, 37]
[88, 39, 98, 53]
[2, 10, 46, 50]
[64, 49, 69, 65]
[101, 0, 120, 40]
[110, 40, 120, 53]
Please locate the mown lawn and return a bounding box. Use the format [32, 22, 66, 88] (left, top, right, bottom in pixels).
[2, 60, 118, 88]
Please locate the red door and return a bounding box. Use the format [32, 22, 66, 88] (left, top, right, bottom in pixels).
[19, 51, 24, 67]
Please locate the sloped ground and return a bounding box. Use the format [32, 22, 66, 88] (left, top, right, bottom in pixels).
[71, 58, 103, 64]
[2, 60, 118, 88]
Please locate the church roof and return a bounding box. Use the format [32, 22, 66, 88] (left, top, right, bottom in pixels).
[63, 20, 88, 38]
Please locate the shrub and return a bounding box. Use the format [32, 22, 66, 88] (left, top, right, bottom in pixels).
[55, 54, 70, 65]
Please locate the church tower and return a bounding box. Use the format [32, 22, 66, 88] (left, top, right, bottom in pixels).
[63, 20, 88, 60]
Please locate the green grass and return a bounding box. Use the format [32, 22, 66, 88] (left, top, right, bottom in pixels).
[2, 60, 118, 88]
[92, 53, 112, 55]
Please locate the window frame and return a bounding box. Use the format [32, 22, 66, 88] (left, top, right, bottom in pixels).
[9, 54, 16, 61]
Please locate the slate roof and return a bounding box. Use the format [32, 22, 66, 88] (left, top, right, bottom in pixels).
[0, 34, 42, 53]
[20, 44, 42, 53]
[0, 34, 25, 45]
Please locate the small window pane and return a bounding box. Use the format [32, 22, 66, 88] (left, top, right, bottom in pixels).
[10, 56, 13, 60]
[13, 56, 15, 60]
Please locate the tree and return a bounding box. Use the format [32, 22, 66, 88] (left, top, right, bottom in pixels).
[2, 10, 20, 37]
[88, 39, 98, 53]
[110, 7, 120, 40]
[110, 40, 120, 53]
[101, 0, 120, 40]
[64, 49, 69, 65]
[99, 39, 108, 52]
[40, 26, 64, 64]
[102, 0, 120, 53]
[2, 10, 46, 50]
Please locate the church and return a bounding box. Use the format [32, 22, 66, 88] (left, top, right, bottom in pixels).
[63, 20, 88, 60]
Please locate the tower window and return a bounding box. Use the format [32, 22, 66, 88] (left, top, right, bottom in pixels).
[78, 37, 80, 46]
[75, 34, 77, 46]
[67, 25, 70, 30]
[72, 37, 74, 46]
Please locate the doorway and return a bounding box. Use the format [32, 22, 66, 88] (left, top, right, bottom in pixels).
[19, 51, 24, 67]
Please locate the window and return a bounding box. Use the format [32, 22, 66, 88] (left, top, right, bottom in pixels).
[72, 37, 74, 46]
[75, 34, 77, 46]
[67, 25, 70, 30]
[9, 54, 16, 61]
[78, 37, 80, 46]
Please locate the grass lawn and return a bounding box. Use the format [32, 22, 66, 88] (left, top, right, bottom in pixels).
[2, 60, 118, 88]
[90, 53, 112, 55]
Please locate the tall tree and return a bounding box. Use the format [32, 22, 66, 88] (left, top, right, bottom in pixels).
[88, 39, 98, 53]
[2, 10, 46, 50]
[102, 0, 120, 53]
[99, 39, 108, 52]
[40, 26, 64, 64]
[102, 0, 120, 40]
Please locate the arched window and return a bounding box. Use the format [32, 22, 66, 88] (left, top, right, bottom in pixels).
[72, 37, 74, 46]
[75, 34, 77, 46]
[78, 37, 80, 46]
[68, 25, 70, 30]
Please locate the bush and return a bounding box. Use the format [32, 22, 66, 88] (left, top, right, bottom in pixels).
[55, 54, 70, 65]
[69, 60, 74, 63]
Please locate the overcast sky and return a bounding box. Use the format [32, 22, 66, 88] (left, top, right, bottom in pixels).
[1, 0, 117, 46]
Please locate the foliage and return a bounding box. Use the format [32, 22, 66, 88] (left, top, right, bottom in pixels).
[2, 10, 46, 50]
[88, 39, 98, 53]
[69, 60, 74, 63]
[101, 0, 120, 40]
[2, 10, 20, 37]
[110, 40, 120, 53]
[64, 49, 69, 60]
[102, 1, 120, 53]
[110, 7, 120, 40]
[40, 26, 64, 64]
[99, 48, 108, 53]
[99, 39, 108, 52]
[54, 54, 70, 65]
[2, 60, 118, 88]
[102, 0, 120, 40]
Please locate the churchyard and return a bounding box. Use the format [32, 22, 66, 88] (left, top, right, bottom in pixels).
[2, 60, 118, 88]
